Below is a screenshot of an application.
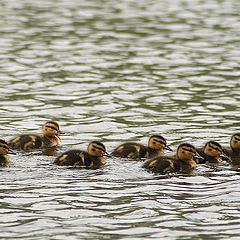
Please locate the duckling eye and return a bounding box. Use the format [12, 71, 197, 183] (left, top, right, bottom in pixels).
[92, 148, 96, 151]
[209, 148, 212, 151]
[234, 140, 237, 144]
[153, 142, 156, 144]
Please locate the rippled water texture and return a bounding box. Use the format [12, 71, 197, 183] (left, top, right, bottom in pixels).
[0, 0, 240, 239]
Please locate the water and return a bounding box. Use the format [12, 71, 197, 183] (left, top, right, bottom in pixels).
[0, 0, 240, 239]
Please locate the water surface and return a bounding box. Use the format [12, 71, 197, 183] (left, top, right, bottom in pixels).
[0, 0, 240, 239]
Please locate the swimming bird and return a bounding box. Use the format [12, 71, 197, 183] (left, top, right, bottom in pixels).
[111, 135, 172, 160]
[9, 121, 61, 151]
[54, 141, 107, 169]
[223, 133, 240, 163]
[143, 143, 203, 174]
[0, 139, 11, 167]
[197, 141, 229, 164]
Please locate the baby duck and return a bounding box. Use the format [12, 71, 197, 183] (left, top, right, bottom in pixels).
[223, 133, 240, 163]
[9, 121, 61, 151]
[197, 141, 229, 164]
[0, 139, 11, 167]
[54, 141, 107, 169]
[143, 143, 203, 174]
[111, 135, 172, 160]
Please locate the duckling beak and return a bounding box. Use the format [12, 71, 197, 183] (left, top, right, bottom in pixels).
[8, 149, 16, 155]
[104, 152, 111, 157]
[55, 131, 64, 141]
[220, 152, 230, 161]
[164, 145, 173, 151]
[194, 152, 204, 164]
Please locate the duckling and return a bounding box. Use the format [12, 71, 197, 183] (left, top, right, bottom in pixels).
[0, 139, 10, 167]
[223, 133, 240, 163]
[54, 141, 107, 169]
[9, 121, 61, 151]
[197, 141, 229, 164]
[143, 143, 203, 174]
[111, 135, 172, 160]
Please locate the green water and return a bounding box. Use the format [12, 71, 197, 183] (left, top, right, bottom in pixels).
[0, 0, 240, 239]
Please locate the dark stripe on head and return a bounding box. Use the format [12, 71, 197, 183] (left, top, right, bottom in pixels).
[150, 135, 166, 145]
[0, 139, 9, 149]
[45, 125, 58, 131]
[182, 147, 196, 153]
[44, 121, 60, 131]
[0, 139, 8, 145]
[232, 133, 240, 141]
[205, 141, 223, 151]
[90, 141, 106, 151]
[178, 143, 196, 152]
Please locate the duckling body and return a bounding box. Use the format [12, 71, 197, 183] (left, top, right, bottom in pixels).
[0, 139, 10, 167]
[111, 135, 172, 160]
[9, 121, 61, 151]
[54, 141, 107, 169]
[143, 143, 202, 174]
[197, 141, 229, 164]
[223, 133, 240, 163]
[112, 142, 148, 159]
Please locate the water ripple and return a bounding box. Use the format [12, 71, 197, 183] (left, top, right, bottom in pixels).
[1, 0, 240, 239]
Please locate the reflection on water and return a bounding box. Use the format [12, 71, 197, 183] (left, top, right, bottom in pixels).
[0, 0, 240, 239]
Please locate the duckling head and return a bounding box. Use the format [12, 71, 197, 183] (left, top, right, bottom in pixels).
[0, 139, 10, 155]
[203, 141, 229, 161]
[87, 141, 106, 157]
[177, 143, 202, 162]
[230, 133, 240, 151]
[148, 135, 172, 151]
[42, 121, 61, 139]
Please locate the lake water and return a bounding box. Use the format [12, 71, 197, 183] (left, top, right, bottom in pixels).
[0, 0, 240, 239]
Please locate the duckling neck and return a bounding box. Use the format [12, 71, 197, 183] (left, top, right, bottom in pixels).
[0, 155, 9, 165]
[88, 156, 107, 169]
[232, 147, 240, 153]
[187, 159, 197, 168]
[211, 156, 222, 163]
[202, 152, 222, 163]
[98, 156, 107, 165]
[42, 135, 59, 147]
[178, 157, 196, 165]
[148, 148, 164, 158]
[178, 158, 197, 171]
